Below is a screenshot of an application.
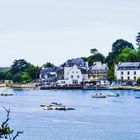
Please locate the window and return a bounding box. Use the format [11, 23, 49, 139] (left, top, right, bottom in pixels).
[121, 71, 123, 75]
[121, 76, 123, 81]
[128, 76, 130, 80]
[71, 75, 73, 78]
[134, 71, 136, 75]
[134, 76, 136, 81]
[127, 71, 130, 75]
[77, 75, 79, 78]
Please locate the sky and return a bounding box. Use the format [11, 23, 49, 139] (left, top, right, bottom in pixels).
[0, 0, 139, 67]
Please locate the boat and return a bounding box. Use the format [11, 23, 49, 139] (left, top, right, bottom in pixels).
[107, 93, 120, 97]
[0, 90, 13, 96]
[91, 93, 106, 98]
[40, 102, 75, 111]
[91, 70, 106, 98]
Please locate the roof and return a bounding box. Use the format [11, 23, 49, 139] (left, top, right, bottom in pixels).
[64, 58, 87, 67]
[117, 62, 140, 70]
[88, 62, 108, 73]
[117, 62, 140, 68]
[40, 67, 57, 76]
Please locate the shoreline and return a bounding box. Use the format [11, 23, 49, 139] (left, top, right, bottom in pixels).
[1, 83, 140, 91]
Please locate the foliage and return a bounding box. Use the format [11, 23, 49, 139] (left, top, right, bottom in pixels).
[108, 64, 116, 83]
[43, 62, 55, 68]
[22, 72, 32, 83]
[90, 48, 98, 55]
[0, 107, 23, 139]
[137, 77, 140, 86]
[105, 52, 116, 65]
[112, 39, 134, 55]
[12, 74, 23, 83]
[117, 48, 137, 62]
[0, 72, 5, 81]
[10, 59, 30, 75]
[87, 53, 105, 66]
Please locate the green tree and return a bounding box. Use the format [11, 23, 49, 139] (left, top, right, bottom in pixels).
[112, 39, 134, 55]
[27, 65, 41, 81]
[108, 64, 116, 84]
[11, 59, 30, 75]
[137, 77, 140, 86]
[22, 72, 32, 83]
[87, 53, 105, 66]
[90, 48, 98, 55]
[105, 52, 117, 65]
[43, 62, 55, 68]
[13, 74, 23, 83]
[0, 72, 5, 82]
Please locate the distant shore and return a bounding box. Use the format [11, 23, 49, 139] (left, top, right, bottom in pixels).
[1, 83, 140, 91]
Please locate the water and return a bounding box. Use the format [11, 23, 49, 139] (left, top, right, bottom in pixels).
[0, 88, 140, 140]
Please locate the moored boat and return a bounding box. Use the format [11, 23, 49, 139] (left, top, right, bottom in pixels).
[40, 102, 75, 110]
[0, 90, 13, 96]
[107, 93, 120, 97]
[91, 93, 106, 98]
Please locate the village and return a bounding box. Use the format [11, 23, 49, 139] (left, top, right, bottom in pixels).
[39, 58, 140, 89]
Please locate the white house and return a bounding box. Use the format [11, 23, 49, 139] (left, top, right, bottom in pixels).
[57, 65, 83, 85]
[57, 58, 89, 86]
[115, 62, 140, 83]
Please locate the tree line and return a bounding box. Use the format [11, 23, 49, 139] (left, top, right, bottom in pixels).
[0, 33, 140, 84]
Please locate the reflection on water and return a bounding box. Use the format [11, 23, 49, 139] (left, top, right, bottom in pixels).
[0, 88, 140, 140]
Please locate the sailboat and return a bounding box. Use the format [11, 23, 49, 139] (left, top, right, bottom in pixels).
[91, 70, 106, 98]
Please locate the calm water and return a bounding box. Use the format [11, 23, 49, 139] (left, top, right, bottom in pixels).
[0, 88, 140, 140]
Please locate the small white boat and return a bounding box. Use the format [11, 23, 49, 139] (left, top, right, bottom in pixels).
[107, 93, 120, 97]
[0, 90, 13, 96]
[91, 93, 106, 98]
[40, 102, 75, 111]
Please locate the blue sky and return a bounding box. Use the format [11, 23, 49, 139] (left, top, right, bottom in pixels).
[0, 0, 139, 66]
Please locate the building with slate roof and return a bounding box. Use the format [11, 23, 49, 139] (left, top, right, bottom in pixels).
[88, 62, 108, 85]
[57, 58, 88, 85]
[40, 67, 57, 84]
[115, 62, 140, 83]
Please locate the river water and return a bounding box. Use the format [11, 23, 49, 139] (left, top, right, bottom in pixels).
[0, 88, 140, 140]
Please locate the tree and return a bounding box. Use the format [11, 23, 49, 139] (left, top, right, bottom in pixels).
[0, 107, 23, 139]
[0, 72, 5, 82]
[27, 65, 41, 81]
[112, 39, 134, 55]
[90, 48, 98, 55]
[117, 48, 137, 62]
[105, 52, 117, 65]
[11, 59, 30, 75]
[43, 62, 55, 68]
[108, 64, 116, 84]
[87, 53, 105, 66]
[137, 77, 140, 86]
[22, 72, 32, 83]
[136, 32, 140, 47]
[13, 74, 23, 83]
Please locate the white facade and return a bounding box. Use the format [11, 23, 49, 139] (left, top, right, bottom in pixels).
[57, 65, 86, 85]
[115, 62, 140, 81]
